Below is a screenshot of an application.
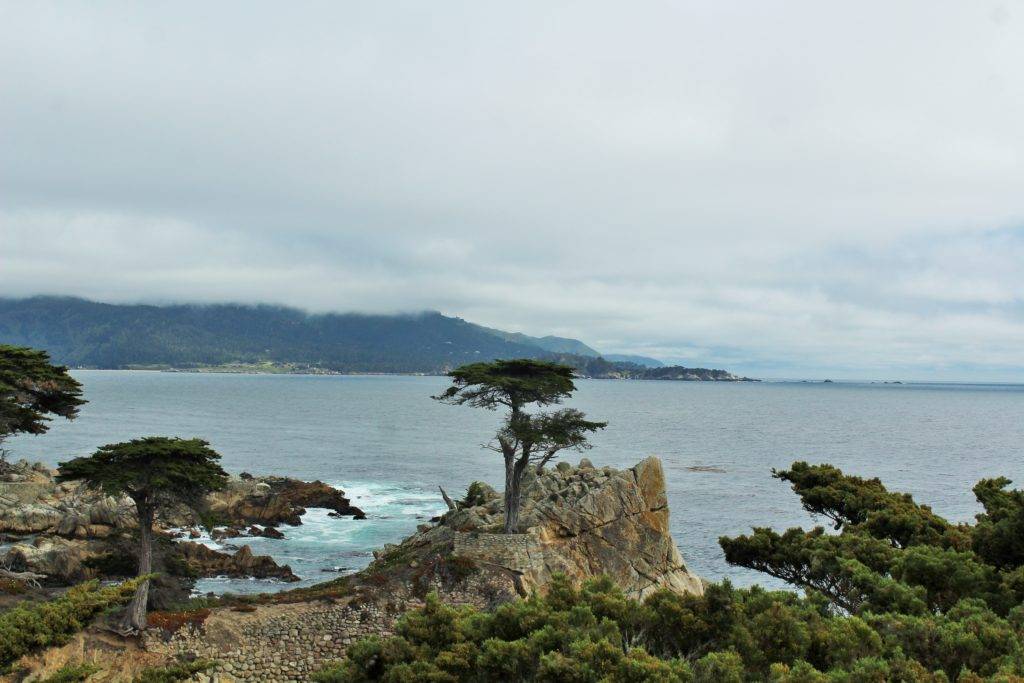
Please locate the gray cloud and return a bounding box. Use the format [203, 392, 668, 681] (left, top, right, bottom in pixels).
[2, 1, 1023, 379]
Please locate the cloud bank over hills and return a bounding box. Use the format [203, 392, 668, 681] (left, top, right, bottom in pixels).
[2, 2, 1022, 380]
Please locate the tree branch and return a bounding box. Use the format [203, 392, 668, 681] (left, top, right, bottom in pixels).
[0, 567, 45, 588]
[439, 486, 457, 511]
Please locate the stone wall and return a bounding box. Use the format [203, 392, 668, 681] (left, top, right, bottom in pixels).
[146, 600, 403, 682]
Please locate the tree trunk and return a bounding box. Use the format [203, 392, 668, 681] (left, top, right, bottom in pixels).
[503, 452, 530, 534]
[122, 501, 153, 632]
[504, 456, 520, 534]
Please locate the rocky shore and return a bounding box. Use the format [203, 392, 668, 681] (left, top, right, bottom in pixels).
[0, 459, 364, 601]
[4, 456, 702, 681]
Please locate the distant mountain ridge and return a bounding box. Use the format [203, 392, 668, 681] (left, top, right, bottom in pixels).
[0, 297, 753, 380]
[477, 325, 601, 358]
[603, 353, 664, 368]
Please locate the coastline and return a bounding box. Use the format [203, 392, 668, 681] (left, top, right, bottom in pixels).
[76, 365, 760, 381]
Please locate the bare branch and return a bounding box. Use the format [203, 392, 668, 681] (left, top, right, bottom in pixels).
[439, 486, 457, 511]
[0, 567, 45, 588]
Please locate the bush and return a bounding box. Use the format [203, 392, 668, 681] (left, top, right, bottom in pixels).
[133, 659, 214, 683]
[0, 579, 140, 667]
[37, 662, 101, 683]
[320, 465, 1024, 682]
[693, 651, 744, 683]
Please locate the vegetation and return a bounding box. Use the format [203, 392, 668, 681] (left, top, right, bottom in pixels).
[0, 579, 141, 668]
[0, 297, 576, 374]
[0, 297, 746, 380]
[56, 438, 229, 631]
[321, 465, 1024, 681]
[36, 662, 101, 683]
[434, 360, 606, 533]
[0, 344, 84, 448]
[133, 659, 214, 683]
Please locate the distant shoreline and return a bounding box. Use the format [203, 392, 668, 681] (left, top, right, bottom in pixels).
[69, 365, 760, 382]
[66, 368, 1024, 387]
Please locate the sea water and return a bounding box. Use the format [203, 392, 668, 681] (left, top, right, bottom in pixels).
[7, 371, 1023, 593]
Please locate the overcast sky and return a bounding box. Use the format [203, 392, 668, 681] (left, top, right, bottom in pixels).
[2, 2, 1022, 380]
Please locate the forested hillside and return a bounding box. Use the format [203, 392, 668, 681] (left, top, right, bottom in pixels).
[0, 297, 750, 379]
[0, 297, 550, 373]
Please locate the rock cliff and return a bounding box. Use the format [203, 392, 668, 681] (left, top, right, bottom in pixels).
[360, 456, 703, 603]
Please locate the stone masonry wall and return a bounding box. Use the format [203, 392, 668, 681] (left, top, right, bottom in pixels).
[146, 601, 402, 682]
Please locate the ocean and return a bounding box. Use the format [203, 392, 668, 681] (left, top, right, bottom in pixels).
[6, 371, 1023, 594]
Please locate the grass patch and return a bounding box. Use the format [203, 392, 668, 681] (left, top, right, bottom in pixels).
[256, 575, 353, 604]
[37, 662, 100, 683]
[133, 659, 214, 683]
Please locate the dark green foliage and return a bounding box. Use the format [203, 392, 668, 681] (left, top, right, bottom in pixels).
[435, 360, 606, 533]
[132, 659, 214, 683]
[56, 437, 229, 507]
[322, 573, 1024, 681]
[315, 582, 695, 683]
[36, 663, 101, 683]
[328, 467, 1024, 682]
[460, 482, 496, 508]
[0, 297, 576, 375]
[82, 551, 139, 577]
[0, 297, 748, 379]
[772, 461, 967, 548]
[57, 438, 229, 630]
[0, 579, 140, 666]
[434, 359, 577, 410]
[0, 344, 84, 440]
[972, 477, 1024, 570]
[722, 462, 1024, 618]
[501, 408, 608, 461]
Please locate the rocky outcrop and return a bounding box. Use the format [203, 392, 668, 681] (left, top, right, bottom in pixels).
[1, 461, 363, 541]
[0, 460, 135, 536]
[362, 456, 703, 602]
[0, 463, 355, 589]
[1, 536, 104, 583]
[269, 477, 366, 520]
[6, 457, 702, 683]
[192, 476, 365, 529]
[2, 533, 297, 589]
[176, 542, 299, 582]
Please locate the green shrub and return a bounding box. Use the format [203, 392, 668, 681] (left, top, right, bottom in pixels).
[692, 651, 744, 683]
[311, 663, 346, 683]
[133, 659, 214, 683]
[37, 662, 101, 683]
[0, 579, 140, 667]
[321, 465, 1024, 682]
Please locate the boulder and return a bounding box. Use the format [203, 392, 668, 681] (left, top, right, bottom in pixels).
[200, 476, 365, 528]
[270, 478, 366, 520]
[0, 502, 64, 535]
[176, 542, 299, 582]
[1, 536, 103, 583]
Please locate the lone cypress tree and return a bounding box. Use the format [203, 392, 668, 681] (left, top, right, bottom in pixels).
[434, 359, 606, 533]
[0, 344, 85, 449]
[57, 437, 229, 632]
